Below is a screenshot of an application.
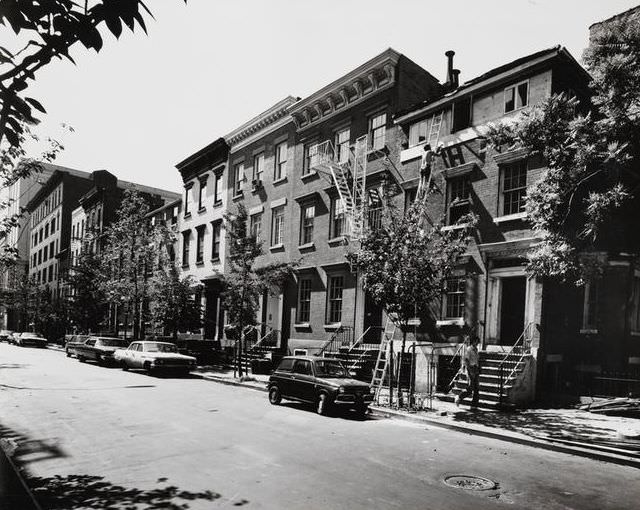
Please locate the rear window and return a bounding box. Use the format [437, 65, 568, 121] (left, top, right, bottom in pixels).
[277, 358, 295, 372]
[97, 339, 129, 347]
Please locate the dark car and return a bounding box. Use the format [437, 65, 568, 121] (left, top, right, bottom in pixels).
[0, 330, 14, 342]
[73, 336, 131, 365]
[65, 335, 91, 357]
[268, 356, 373, 417]
[14, 332, 47, 348]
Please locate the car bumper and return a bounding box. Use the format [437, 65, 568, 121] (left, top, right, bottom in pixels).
[150, 363, 196, 370]
[333, 393, 374, 406]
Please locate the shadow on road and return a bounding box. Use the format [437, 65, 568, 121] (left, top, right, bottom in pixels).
[0, 363, 30, 369]
[278, 401, 380, 422]
[29, 474, 239, 510]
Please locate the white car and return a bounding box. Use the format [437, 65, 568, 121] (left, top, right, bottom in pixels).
[114, 341, 196, 375]
[15, 332, 47, 348]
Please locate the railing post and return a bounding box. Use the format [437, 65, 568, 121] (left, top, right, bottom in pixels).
[499, 365, 504, 408]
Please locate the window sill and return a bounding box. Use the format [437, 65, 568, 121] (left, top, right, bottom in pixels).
[181, 263, 190, 269]
[301, 171, 318, 181]
[294, 322, 311, 329]
[298, 242, 315, 251]
[183, 212, 192, 219]
[269, 243, 285, 252]
[493, 212, 528, 224]
[196, 260, 205, 267]
[210, 257, 221, 264]
[198, 207, 206, 214]
[213, 201, 223, 209]
[273, 176, 288, 185]
[324, 322, 342, 330]
[328, 236, 347, 246]
[579, 329, 599, 335]
[232, 193, 244, 202]
[442, 223, 470, 232]
[436, 318, 465, 328]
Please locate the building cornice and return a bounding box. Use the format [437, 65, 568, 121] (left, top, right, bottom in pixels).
[224, 96, 299, 149]
[289, 48, 400, 131]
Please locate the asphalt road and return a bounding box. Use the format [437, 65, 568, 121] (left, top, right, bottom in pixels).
[0, 343, 639, 510]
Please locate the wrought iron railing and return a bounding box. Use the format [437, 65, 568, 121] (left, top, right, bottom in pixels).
[498, 322, 535, 406]
[317, 326, 353, 357]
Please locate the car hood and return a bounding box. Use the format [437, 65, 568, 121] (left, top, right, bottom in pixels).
[321, 378, 370, 389]
[140, 352, 196, 361]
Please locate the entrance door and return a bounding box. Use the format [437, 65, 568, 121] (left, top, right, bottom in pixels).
[203, 289, 218, 340]
[499, 276, 526, 346]
[363, 291, 383, 343]
[265, 293, 281, 334]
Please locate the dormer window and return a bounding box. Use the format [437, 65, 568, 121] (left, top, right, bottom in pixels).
[504, 80, 529, 113]
[408, 118, 429, 147]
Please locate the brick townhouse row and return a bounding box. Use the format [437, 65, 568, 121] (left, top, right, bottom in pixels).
[178, 19, 640, 401]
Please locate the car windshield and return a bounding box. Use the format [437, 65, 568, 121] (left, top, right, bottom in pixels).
[143, 343, 177, 353]
[314, 360, 349, 378]
[98, 339, 129, 347]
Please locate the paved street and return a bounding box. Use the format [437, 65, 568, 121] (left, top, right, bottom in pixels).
[0, 344, 639, 510]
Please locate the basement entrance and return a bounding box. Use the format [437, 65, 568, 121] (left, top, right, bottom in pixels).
[499, 276, 526, 346]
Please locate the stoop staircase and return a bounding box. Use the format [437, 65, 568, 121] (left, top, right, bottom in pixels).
[235, 325, 281, 374]
[444, 323, 536, 408]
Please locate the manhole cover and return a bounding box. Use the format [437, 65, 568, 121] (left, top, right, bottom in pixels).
[444, 475, 496, 491]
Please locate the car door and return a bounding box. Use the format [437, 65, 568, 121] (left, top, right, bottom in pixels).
[82, 338, 97, 359]
[124, 343, 138, 367]
[291, 360, 315, 402]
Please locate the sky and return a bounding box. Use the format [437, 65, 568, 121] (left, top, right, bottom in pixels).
[13, 0, 640, 193]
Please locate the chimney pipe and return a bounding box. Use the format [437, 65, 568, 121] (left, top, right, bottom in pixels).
[445, 50, 455, 85]
[452, 69, 460, 88]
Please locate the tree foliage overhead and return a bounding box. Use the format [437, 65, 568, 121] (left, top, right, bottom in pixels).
[486, 16, 640, 283]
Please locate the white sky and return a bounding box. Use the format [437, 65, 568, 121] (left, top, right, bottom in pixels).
[16, 0, 640, 193]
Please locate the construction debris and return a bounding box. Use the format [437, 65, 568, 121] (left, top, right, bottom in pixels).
[578, 397, 640, 416]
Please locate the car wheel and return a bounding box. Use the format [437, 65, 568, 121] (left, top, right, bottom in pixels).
[78, 356, 85, 363]
[143, 362, 153, 374]
[269, 387, 282, 405]
[317, 393, 330, 416]
[355, 404, 368, 418]
[121, 361, 129, 371]
[65, 350, 71, 358]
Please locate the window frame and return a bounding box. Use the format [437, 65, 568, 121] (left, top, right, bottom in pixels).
[271, 206, 285, 246]
[300, 202, 315, 245]
[274, 141, 288, 180]
[181, 230, 191, 266]
[252, 152, 265, 184]
[500, 160, 528, 216]
[184, 184, 193, 217]
[334, 126, 351, 164]
[326, 275, 344, 324]
[408, 118, 429, 148]
[446, 175, 472, 225]
[198, 176, 208, 211]
[250, 212, 262, 242]
[330, 196, 347, 239]
[504, 79, 529, 113]
[369, 112, 387, 151]
[303, 141, 319, 176]
[233, 163, 244, 196]
[443, 277, 466, 319]
[214, 171, 224, 205]
[581, 281, 599, 332]
[195, 225, 205, 263]
[211, 220, 222, 261]
[297, 278, 312, 323]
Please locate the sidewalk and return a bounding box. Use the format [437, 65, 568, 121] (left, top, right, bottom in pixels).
[192, 366, 640, 468]
[0, 440, 40, 510]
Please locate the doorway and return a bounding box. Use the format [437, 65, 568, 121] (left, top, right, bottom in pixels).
[363, 291, 383, 343]
[499, 276, 526, 346]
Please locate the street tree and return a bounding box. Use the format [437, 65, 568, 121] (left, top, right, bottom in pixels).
[223, 204, 296, 377]
[150, 265, 202, 341]
[486, 16, 640, 283]
[65, 246, 106, 334]
[347, 197, 475, 404]
[0, 1, 182, 269]
[100, 189, 157, 340]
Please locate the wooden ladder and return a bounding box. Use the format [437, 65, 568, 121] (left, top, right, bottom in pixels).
[370, 317, 397, 402]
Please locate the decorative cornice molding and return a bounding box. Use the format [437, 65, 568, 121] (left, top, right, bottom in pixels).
[493, 147, 530, 165]
[442, 162, 479, 179]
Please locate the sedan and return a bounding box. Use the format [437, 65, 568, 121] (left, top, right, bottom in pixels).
[114, 341, 196, 375]
[15, 332, 47, 348]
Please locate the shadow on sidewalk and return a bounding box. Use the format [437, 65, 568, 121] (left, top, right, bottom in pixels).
[450, 408, 617, 440]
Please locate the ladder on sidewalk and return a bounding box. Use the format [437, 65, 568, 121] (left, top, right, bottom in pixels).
[370, 316, 398, 402]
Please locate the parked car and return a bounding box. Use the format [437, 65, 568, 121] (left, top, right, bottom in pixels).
[0, 330, 14, 342]
[114, 341, 196, 375]
[172, 339, 220, 365]
[14, 332, 47, 348]
[65, 335, 91, 357]
[71, 336, 130, 365]
[268, 356, 374, 417]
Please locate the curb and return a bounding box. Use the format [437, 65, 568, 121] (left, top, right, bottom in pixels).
[0, 440, 42, 510]
[370, 406, 640, 469]
[191, 372, 640, 469]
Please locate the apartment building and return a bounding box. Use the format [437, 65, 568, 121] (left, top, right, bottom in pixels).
[395, 46, 593, 402]
[175, 138, 229, 340]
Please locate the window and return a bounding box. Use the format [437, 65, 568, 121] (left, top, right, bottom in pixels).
[39, 228, 43, 243]
[250, 213, 262, 242]
[184, 185, 193, 216]
[253, 153, 265, 184]
[51, 217, 55, 233]
[330, 197, 347, 238]
[501, 161, 527, 216]
[367, 189, 383, 230]
[369, 112, 386, 150]
[408, 118, 429, 147]
[505, 81, 529, 113]
[300, 203, 315, 245]
[631, 275, 640, 332]
[198, 178, 207, 211]
[303, 142, 319, 175]
[211, 220, 222, 260]
[405, 188, 418, 213]
[274, 141, 287, 180]
[271, 206, 285, 246]
[49, 242, 54, 259]
[444, 278, 466, 319]
[334, 127, 350, 163]
[233, 163, 244, 195]
[293, 359, 312, 375]
[43, 247, 48, 262]
[582, 281, 599, 331]
[195, 226, 205, 263]
[214, 171, 223, 204]
[297, 278, 312, 323]
[38, 249, 42, 265]
[327, 275, 344, 323]
[48, 265, 53, 282]
[277, 358, 295, 372]
[447, 175, 471, 224]
[452, 97, 471, 132]
[182, 231, 191, 266]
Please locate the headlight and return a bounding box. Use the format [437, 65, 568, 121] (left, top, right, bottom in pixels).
[338, 386, 345, 394]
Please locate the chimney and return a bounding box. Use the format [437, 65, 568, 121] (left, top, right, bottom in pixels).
[445, 50, 455, 86]
[452, 69, 460, 88]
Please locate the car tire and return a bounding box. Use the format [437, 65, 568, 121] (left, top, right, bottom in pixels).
[143, 362, 153, 374]
[66, 350, 71, 357]
[121, 361, 129, 371]
[355, 404, 368, 418]
[78, 356, 85, 363]
[269, 387, 282, 405]
[317, 393, 330, 416]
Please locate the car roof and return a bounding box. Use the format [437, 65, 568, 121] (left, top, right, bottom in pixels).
[280, 356, 340, 362]
[134, 340, 176, 345]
